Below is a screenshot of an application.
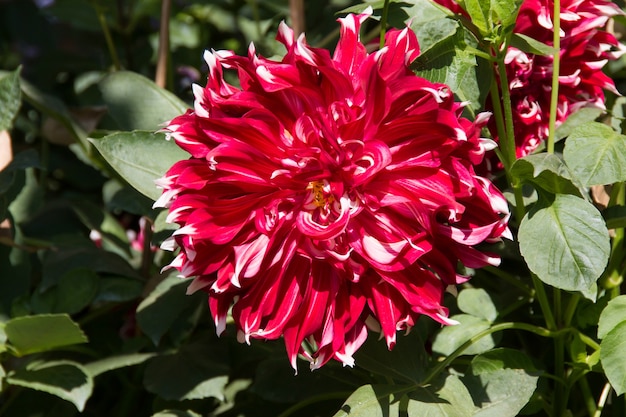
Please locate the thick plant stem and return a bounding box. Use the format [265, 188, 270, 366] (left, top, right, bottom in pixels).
[379, 0, 391, 48]
[547, 0, 561, 154]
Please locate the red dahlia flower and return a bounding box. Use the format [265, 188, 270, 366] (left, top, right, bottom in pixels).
[506, 0, 625, 157]
[155, 10, 510, 371]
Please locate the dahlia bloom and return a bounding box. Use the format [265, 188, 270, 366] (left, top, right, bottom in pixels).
[506, 0, 625, 157]
[433, 0, 624, 159]
[155, 10, 510, 371]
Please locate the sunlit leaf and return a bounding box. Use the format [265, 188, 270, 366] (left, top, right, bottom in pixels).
[457, 288, 497, 322]
[6, 360, 93, 411]
[598, 295, 626, 339]
[563, 122, 626, 187]
[4, 314, 87, 356]
[518, 194, 610, 295]
[90, 131, 188, 201]
[85, 353, 157, 377]
[99, 71, 188, 131]
[432, 314, 494, 356]
[600, 321, 626, 395]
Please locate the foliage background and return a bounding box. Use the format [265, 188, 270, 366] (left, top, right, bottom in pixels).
[1, 0, 626, 416]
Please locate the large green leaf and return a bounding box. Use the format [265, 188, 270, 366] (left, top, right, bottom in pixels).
[90, 131, 188, 201]
[600, 321, 626, 395]
[98, 71, 188, 131]
[563, 122, 626, 187]
[518, 194, 610, 294]
[5, 360, 93, 411]
[4, 314, 87, 356]
[405, 374, 475, 417]
[432, 314, 495, 356]
[510, 153, 582, 196]
[598, 295, 626, 339]
[0, 67, 22, 131]
[463, 349, 539, 417]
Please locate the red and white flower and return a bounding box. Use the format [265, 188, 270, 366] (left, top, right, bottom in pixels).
[506, 0, 625, 157]
[156, 10, 510, 371]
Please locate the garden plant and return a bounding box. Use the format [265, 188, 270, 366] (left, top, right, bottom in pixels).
[1, 0, 626, 416]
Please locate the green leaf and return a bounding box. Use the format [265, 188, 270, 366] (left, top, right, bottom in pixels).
[432, 314, 495, 356]
[333, 384, 403, 417]
[143, 335, 229, 401]
[457, 288, 497, 322]
[90, 131, 188, 201]
[510, 153, 582, 196]
[518, 194, 610, 294]
[136, 274, 198, 345]
[563, 122, 626, 187]
[405, 374, 475, 417]
[6, 360, 93, 411]
[600, 321, 626, 395]
[412, 25, 490, 113]
[463, 349, 539, 417]
[53, 268, 99, 315]
[598, 295, 626, 339]
[0, 67, 22, 131]
[98, 71, 188, 131]
[85, 353, 157, 377]
[4, 314, 87, 356]
[510, 33, 558, 56]
[464, 370, 537, 416]
[556, 107, 604, 140]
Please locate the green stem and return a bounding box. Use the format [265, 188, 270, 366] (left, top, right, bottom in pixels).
[379, 0, 391, 49]
[546, 0, 561, 154]
[563, 293, 581, 327]
[276, 391, 356, 417]
[532, 273, 558, 330]
[93, 1, 121, 70]
[496, 55, 517, 172]
[421, 322, 567, 385]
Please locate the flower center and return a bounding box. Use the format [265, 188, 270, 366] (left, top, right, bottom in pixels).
[307, 180, 335, 208]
